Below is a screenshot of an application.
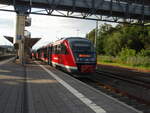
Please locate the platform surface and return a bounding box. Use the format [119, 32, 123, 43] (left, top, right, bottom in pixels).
[0, 58, 24, 113]
[0, 59, 143, 113]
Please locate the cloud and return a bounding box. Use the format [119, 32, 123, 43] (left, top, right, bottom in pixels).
[0, 7, 117, 48]
[0, 36, 13, 46]
[27, 14, 109, 49]
[0, 11, 15, 37]
[28, 14, 97, 38]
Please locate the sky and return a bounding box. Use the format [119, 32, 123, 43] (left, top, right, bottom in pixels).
[0, 5, 117, 49]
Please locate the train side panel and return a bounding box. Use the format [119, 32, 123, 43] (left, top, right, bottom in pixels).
[34, 37, 97, 74]
[51, 40, 78, 72]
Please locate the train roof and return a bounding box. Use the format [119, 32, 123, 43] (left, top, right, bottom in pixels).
[55, 37, 90, 43]
[52, 37, 91, 46]
[63, 37, 89, 41]
[36, 37, 91, 50]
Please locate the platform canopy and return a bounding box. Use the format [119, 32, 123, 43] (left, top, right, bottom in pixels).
[3, 36, 40, 48]
[25, 38, 41, 48]
[4, 36, 13, 43]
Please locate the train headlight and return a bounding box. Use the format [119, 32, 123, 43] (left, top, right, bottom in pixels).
[85, 59, 89, 61]
[91, 58, 96, 61]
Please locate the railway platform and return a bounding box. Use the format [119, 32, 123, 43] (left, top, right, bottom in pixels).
[0, 58, 143, 113]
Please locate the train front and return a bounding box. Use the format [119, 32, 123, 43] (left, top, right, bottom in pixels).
[69, 38, 97, 73]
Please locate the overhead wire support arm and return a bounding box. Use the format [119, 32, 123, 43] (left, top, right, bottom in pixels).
[83, 0, 96, 16]
[45, 9, 54, 15]
[67, 11, 73, 16]
[46, 0, 61, 15]
[88, 0, 100, 16]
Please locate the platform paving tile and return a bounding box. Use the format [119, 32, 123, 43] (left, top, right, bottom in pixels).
[0, 60, 143, 113]
[0, 61, 25, 113]
[26, 63, 95, 113]
[47, 65, 142, 113]
[3, 87, 19, 113]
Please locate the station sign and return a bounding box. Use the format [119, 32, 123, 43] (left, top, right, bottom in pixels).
[16, 35, 22, 40]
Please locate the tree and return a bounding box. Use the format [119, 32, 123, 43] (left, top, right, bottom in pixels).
[87, 23, 150, 56]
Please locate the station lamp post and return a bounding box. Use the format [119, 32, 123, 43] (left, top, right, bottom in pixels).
[95, 20, 98, 49]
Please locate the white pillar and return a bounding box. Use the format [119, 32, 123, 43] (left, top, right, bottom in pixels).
[15, 14, 26, 64]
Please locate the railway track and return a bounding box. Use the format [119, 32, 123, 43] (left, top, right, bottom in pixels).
[0, 55, 15, 61]
[74, 71, 150, 113]
[96, 70, 150, 103]
[96, 70, 150, 89]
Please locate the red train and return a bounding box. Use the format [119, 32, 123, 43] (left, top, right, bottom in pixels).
[34, 37, 97, 73]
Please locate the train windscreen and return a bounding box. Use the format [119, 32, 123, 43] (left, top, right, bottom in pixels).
[69, 39, 96, 63]
[70, 40, 94, 53]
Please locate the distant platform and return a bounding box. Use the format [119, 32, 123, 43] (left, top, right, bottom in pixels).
[0, 58, 142, 113]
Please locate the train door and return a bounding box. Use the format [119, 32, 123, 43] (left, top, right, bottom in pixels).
[58, 44, 62, 65]
[51, 45, 59, 67]
[44, 48, 47, 61]
[61, 43, 69, 65]
[48, 46, 52, 65]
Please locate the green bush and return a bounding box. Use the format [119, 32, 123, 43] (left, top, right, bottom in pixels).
[126, 56, 150, 67]
[138, 49, 150, 57]
[97, 48, 150, 68]
[97, 55, 115, 63]
[118, 48, 136, 63]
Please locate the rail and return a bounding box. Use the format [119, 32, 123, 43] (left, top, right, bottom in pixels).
[0, 54, 16, 61]
[96, 70, 150, 89]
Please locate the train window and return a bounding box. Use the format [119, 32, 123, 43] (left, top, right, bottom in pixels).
[52, 46, 54, 54]
[52, 45, 60, 54]
[57, 45, 61, 54]
[48, 46, 52, 55]
[53, 45, 57, 54]
[54, 45, 57, 54]
[44, 48, 47, 58]
[61, 44, 68, 54]
[55, 45, 58, 53]
[52, 46, 55, 54]
[52, 44, 68, 54]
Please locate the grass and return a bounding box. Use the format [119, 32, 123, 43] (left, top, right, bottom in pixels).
[97, 55, 150, 72]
